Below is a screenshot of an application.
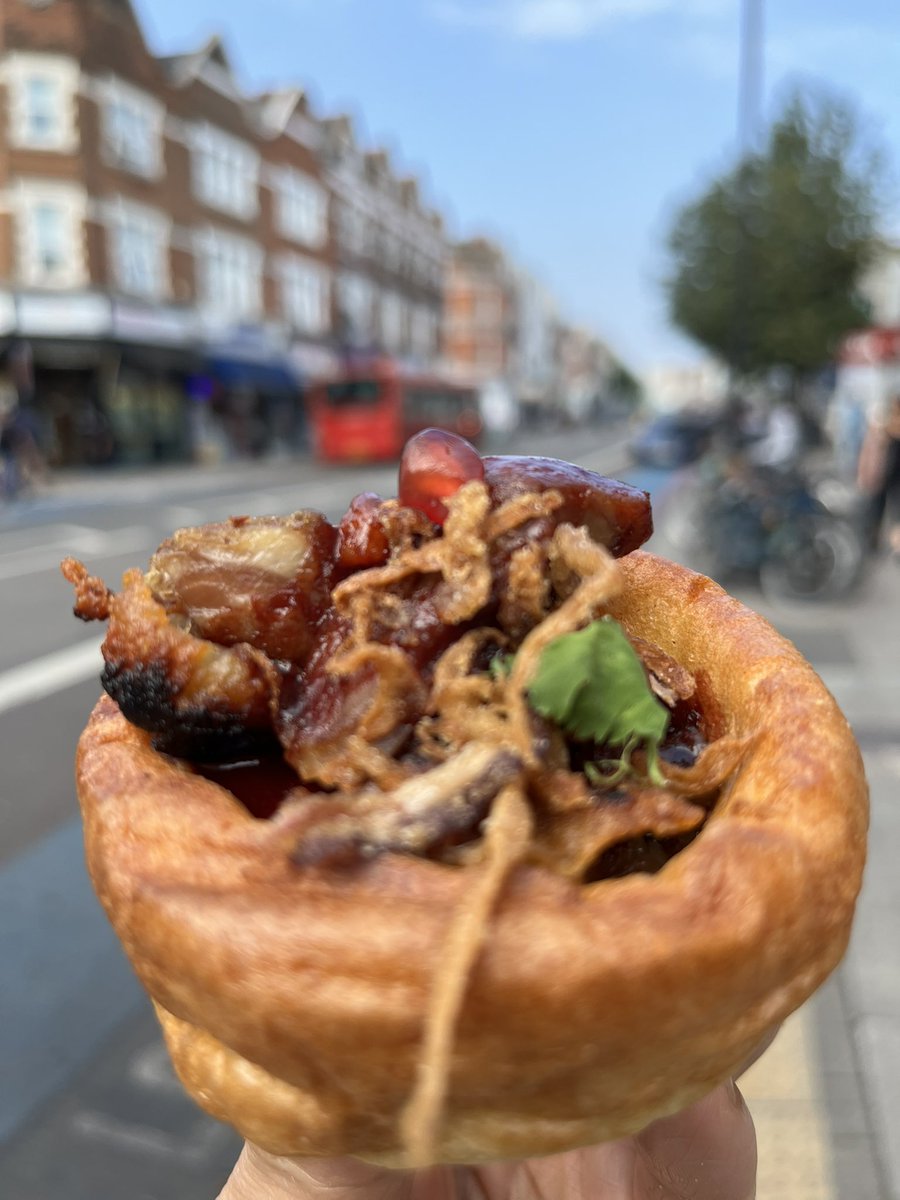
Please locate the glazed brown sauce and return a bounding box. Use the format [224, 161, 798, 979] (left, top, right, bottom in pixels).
[659, 698, 707, 766]
[583, 828, 702, 884]
[196, 757, 299, 819]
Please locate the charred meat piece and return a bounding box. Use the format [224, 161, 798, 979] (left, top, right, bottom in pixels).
[146, 512, 336, 664]
[483, 456, 652, 557]
[68, 565, 280, 762]
[289, 742, 524, 866]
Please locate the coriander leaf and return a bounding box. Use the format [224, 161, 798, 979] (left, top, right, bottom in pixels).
[489, 652, 515, 681]
[527, 617, 670, 785]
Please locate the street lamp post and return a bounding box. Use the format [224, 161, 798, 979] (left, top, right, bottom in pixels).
[737, 0, 764, 155]
[730, 0, 764, 401]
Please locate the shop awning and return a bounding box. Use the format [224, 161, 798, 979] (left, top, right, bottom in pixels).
[205, 355, 302, 393]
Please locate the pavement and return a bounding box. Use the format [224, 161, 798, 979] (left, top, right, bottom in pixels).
[696, 541, 900, 1200]
[0, 450, 898, 1198]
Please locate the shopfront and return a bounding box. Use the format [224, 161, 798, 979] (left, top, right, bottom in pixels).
[1, 292, 200, 467]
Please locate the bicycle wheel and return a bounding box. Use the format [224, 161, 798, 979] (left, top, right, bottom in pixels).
[760, 516, 865, 603]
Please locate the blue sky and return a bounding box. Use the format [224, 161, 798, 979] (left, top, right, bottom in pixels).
[133, 0, 900, 372]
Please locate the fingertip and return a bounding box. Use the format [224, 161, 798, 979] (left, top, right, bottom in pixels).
[633, 1082, 757, 1200]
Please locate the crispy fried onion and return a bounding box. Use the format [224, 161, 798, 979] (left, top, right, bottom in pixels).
[400, 784, 534, 1166]
[332, 481, 563, 630]
[417, 630, 512, 759]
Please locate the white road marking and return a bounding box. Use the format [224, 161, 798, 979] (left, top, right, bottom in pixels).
[230, 491, 285, 514]
[0, 636, 104, 715]
[128, 1042, 183, 1093]
[161, 505, 203, 528]
[0, 526, 153, 581]
[0, 522, 105, 555]
[71, 1109, 229, 1164]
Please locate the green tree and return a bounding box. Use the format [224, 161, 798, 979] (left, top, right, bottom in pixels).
[665, 88, 885, 384]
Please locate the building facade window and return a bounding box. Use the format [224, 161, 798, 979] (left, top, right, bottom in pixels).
[273, 169, 327, 248]
[101, 79, 164, 178]
[190, 124, 259, 220]
[24, 77, 58, 143]
[31, 205, 67, 276]
[278, 256, 329, 335]
[4, 52, 80, 151]
[384, 231, 403, 272]
[12, 181, 87, 288]
[337, 271, 373, 342]
[379, 291, 406, 352]
[107, 200, 170, 300]
[337, 201, 366, 257]
[476, 289, 503, 325]
[194, 228, 263, 321]
[477, 340, 503, 372]
[411, 305, 435, 359]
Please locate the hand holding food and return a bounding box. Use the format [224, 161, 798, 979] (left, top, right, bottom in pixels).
[63, 431, 867, 1168]
[218, 1080, 758, 1200]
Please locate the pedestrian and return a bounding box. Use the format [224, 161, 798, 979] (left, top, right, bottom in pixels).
[216, 1078, 757, 1200]
[0, 400, 47, 499]
[857, 393, 900, 555]
[745, 399, 803, 472]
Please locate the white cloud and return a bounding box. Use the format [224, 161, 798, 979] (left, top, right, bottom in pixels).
[433, 0, 706, 40]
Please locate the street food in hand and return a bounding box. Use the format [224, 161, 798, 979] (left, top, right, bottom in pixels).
[64, 430, 868, 1167]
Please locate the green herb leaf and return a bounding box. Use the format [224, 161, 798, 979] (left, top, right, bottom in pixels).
[528, 617, 670, 785]
[489, 652, 515, 681]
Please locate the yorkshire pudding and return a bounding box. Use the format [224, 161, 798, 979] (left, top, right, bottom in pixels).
[75, 549, 868, 1167]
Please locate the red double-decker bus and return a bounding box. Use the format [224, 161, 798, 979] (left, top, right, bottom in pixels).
[307, 358, 481, 463]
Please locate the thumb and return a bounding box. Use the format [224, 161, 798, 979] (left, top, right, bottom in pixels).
[218, 1143, 417, 1200]
[632, 1081, 757, 1200]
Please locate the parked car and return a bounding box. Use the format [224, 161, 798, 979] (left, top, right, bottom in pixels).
[628, 410, 719, 469]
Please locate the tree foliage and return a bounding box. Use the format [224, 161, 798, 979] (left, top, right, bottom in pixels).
[665, 88, 885, 377]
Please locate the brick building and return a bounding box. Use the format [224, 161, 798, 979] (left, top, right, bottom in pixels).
[442, 238, 518, 389]
[0, 0, 446, 465]
[321, 114, 445, 364]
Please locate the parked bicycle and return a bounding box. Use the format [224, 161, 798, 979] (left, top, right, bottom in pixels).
[662, 454, 867, 604]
